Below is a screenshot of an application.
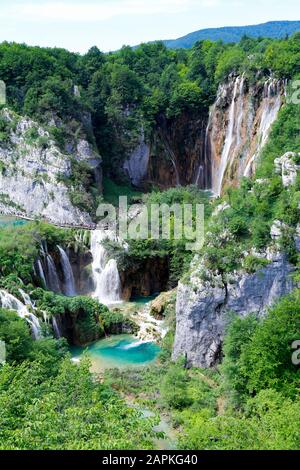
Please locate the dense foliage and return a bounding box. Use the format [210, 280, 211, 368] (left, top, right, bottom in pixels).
[0, 31, 300, 451]
[0, 355, 155, 450]
[195, 91, 300, 279]
[0, 222, 73, 286]
[103, 186, 212, 285]
[105, 290, 300, 450]
[31, 288, 134, 343]
[1, 33, 300, 183]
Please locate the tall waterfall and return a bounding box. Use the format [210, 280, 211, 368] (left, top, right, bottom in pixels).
[215, 75, 245, 196]
[37, 259, 47, 287]
[244, 79, 282, 177]
[91, 230, 122, 305]
[0, 289, 42, 339]
[52, 315, 62, 338]
[57, 246, 76, 297]
[46, 254, 61, 293]
[207, 75, 284, 195]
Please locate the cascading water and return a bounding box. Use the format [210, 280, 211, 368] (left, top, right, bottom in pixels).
[195, 120, 210, 187]
[52, 316, 62, 339]
[207, 75, 284, 195]
[91, 230, 122, 305]
[244, 79, 282, 177]
[214, 76, 244, 196]
[37, 259, 47, 287]
[0, 289, 42, 339]
[46, 254, 61, 293]
[57, 246, 76, 297]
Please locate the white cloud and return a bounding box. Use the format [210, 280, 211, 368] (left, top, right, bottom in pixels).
[1, 0, 220, 23]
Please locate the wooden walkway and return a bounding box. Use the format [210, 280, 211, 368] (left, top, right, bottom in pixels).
[0, 211, 97, 231]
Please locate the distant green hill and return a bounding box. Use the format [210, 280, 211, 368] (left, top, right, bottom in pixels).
[163, 21, 300, 49]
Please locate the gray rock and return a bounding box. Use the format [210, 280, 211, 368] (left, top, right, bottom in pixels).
[0, 109, 99, 225]
[123, 129, 150, 187]
[274, 152, 300, 187]
[173, 253, 295, 368]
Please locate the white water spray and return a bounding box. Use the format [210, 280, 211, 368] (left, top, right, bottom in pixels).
[37, 259, 47, 287]
[57, 246, 76, 297]
[215, 76, 242, 196]
[52, 316, 62, 338]
[244, 79, 282, 177]
[0, 289, 42, 339]
[46, 254, 61, 293]
[91, 230, 122, 305]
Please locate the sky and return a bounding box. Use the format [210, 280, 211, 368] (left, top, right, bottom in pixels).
[0, 0, 299, 53]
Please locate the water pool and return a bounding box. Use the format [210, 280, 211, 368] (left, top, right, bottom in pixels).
[0, 216, 28, 227]
[71, 334, 160, 372]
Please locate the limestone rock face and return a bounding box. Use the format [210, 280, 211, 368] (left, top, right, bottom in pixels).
[121, 112, 210, 190]
[270, 220, 289, 241]
[274, 152, 300, 187]
[0, 109, 101, 225]
[118, 75, 286, 192]
[173, 252, 295, 368]
[123, 130, 150, 187]
[150, 290, 176, 319]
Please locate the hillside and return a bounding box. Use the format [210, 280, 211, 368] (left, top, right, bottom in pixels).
[0, 32, 300, 451]
[163, 20, 300, 49]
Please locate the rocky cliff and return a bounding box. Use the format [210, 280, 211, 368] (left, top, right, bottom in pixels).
[123, 111, 210, 190]
[173, 250, 296, 368]
[173, 152, 299, 368]
[0, 109, 101, 225]
[123, 75, 285, 193]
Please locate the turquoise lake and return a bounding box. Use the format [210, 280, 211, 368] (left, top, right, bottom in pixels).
[0, 216, 28, 227]
[71, 335, 161, 371]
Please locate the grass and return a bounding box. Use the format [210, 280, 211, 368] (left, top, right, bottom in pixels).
[102, 176, 142, 206]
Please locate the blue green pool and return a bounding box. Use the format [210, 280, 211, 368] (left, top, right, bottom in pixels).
[71, 335, 161, 371]
[0, 216, 29, 228]
[130, 294, 159, 305]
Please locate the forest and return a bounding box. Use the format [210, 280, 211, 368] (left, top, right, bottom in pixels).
[0, 31, 300, 450]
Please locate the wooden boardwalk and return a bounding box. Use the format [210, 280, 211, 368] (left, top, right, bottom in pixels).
[0, 211, 97, 231]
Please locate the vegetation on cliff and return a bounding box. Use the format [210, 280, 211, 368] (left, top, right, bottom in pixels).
[105, 289, 300, 450]
[0, 30, 300, 451]
[1, 33, 300, 184]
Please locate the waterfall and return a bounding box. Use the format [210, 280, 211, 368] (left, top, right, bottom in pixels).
[214, 76, 246, 196]
[0, 289, 42, 339]
[244, 79, 282, 177]
[195, 120, 209, 187]
[37, 259, 47, 287]
[208, 75, 284, 194]
[46, 254, 61, 293]
[57, 246, 76, 297]
[27, 314, 42, 340]
[52, 316, 62, 339]
[215, 77, 240, 196]
[236, 74, 245, 147]
[159, 130, 180, 186]
[19, 289, 42, 339]
[91, 230, 122, 305]
[258, 79, 282, 149]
